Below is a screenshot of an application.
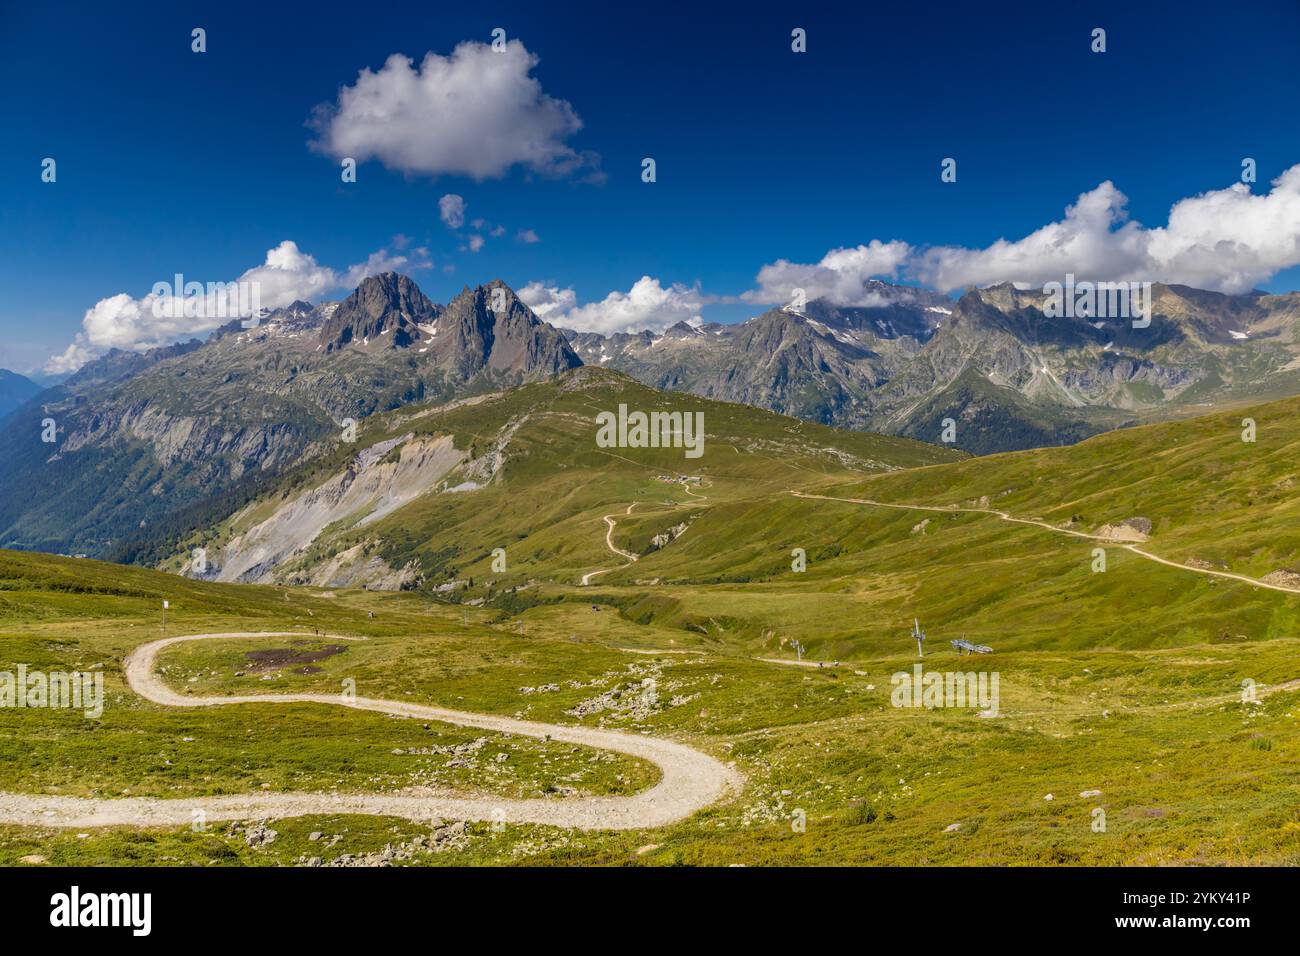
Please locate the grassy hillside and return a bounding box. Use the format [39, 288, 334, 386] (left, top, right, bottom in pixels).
[122, 374, 1300, 658]
[836, 393, 1300, 583]
[497, 393, 1300, 659]
[157, 366, 959, 590]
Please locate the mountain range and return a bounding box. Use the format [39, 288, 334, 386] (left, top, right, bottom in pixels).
[3, 270, 1299, 560]
[563, 281, 1300, 453]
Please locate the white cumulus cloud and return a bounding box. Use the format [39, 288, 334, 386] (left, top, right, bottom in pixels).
[235, 240, 341, 309]
[517, 282, 577, 321]
[1134, 165, 1300, 293]
[912, 169, 1300, 293]
[310, 40, 601, 182]
[45, 241, 422, 374]
[529, 276, 706, 335]
[750, 165, 1300, 301]
[745, 240, 914, 305]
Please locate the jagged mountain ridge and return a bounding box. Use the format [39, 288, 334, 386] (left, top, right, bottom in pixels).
[0, 275, 578, 557]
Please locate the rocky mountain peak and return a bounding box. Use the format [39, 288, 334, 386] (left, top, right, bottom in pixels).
[318, 272, 441, 353]
[435, 280, 581, 378]
[663, 320, 703, 338]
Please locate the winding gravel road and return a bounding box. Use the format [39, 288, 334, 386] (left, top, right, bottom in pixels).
[580, 503, 639, 585]
[0, 631, 741, 831]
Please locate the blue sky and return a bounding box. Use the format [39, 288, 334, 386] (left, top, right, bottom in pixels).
[3, 0, 1299, 376]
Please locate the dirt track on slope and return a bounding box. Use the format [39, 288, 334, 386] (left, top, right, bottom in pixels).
[755, 657, 841, 669]
[792, 492, 1300, 596]
[0, 631, 741, 831]
[580, 503, 639, 585]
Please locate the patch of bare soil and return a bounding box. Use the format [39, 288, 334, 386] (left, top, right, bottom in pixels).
[243, 643, 348, 673]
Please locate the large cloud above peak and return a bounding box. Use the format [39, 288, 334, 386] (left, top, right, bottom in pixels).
[748, 165, 1300, 302]
[237, 240, 340, 309]
[1140, 164, 1300, 293]
[744, 240, 913, 306]
[310, 40, 602, 182]
[522, 277, 705, 335]
[909, 180, 1156, 292]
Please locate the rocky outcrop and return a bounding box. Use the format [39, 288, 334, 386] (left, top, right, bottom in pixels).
[60, 401, 310, 476]
[1094, 517, 1153, 542]
[649, 521, 689, 552]
[1262, 569, 1300, 589]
